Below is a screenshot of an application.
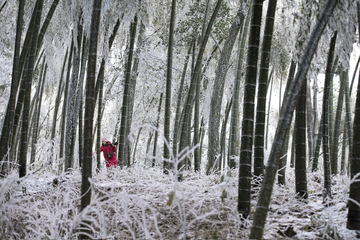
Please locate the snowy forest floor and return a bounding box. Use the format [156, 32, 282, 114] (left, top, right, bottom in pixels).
[0, 164, 359, 239]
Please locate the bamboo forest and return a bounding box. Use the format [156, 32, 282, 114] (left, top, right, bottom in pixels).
[2, 0, 360, 239]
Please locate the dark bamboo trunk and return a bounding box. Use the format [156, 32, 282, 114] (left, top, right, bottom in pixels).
[347, 1, 360, 230]
[164, 0, 176, 173]
[81, 0, 102, 214]
[322, 31, 337, 200]
[0, 0, 25, 174]
[295, 82, 308, 199]
[238, 0, 263, 218]
[19, 0, 43, 177]
[254, 0, 277, 177]
[250, 0, 339, 238]
[118, 15, 138, 167]
[59, 41, 74, 171]
[331, 68, 346, 174]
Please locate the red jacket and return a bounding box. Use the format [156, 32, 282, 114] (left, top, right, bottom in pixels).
[100, 142, 117, 168]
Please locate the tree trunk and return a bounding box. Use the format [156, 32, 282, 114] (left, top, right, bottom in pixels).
[347, 1, 360, 230]
[9, 0, 42, 169]
[93, 18, 121, 157]
[93, 17, 122, 113]
[27, 51, 45, 147]
[238, 0, 263, 218]
[125, 21, 145, 166]
[344, 71, 353, 175]
[347, 89, 360, 225]
[178, 0, 223, 181]
[254, 0, 277, 177]
[266, 70, 274, 151]
[59, 41, 74, 171]
[306, 80, 314, 166]
[278, 122, 289, 186]
[78, 36, 89, 168]
[207, 4, 245, 174]
[312, 113, 322, 171]
[0, 1, 7, 13]
[30, 60, 47, 164]
[228, 5, 251, 169]
[96, 62, 104, 172]
[220, 99, 233, 169]
[322, 31, 337, 200]
[295, 81, 308, 199]
[16, 0, 59, 91]
[19, 0, 43, 178]
[341, 122, 347, 174]
[278, 59, 296, 185]
[163, 0, 176, 173]
[313, 56, 338, 171]
[331, 68, 346, 175]
[94, 19, 121, 169]
[132, 127, 142, 164]
[0, 0, 24, 174]
[118, 15, 138, 167]
[78, 97, 84, 169]
[173, 42, 192, 168]
[178, 1, 209, 172]
[250, 0, 339, 238]
[193, 45, 201, 172]
[17, 1, 41, 88]
[328, 63, 335, 170]
[350, 56, 360, 94]
[290, 128, 295, 168]
[65, 17, 83, 172]
[36, 0, 60, 58]
[50, 49, 68, 166]
[81, 0, 102, 215]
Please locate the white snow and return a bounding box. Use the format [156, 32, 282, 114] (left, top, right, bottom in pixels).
[1, 165, 359, 239]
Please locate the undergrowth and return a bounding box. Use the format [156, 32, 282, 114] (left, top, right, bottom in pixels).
[0, 165, 357, 239]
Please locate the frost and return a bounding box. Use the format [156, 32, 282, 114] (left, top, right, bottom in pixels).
[1, 1, 360, 239]
[1, 166, 358, 239]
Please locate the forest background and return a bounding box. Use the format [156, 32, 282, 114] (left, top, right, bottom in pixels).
[1, 0, 360, 239]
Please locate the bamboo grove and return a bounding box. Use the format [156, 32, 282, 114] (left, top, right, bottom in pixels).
[1, 0, 360, 238]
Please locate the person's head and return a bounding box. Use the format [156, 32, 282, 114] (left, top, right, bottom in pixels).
[102, 137, 108, 145]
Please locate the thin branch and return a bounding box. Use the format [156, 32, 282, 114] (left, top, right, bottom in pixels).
[0, 1, 7, 14]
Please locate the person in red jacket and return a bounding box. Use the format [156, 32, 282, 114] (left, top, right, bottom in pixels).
[100, 137, 118, 168]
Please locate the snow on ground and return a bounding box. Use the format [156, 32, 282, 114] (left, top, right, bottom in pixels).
[0, 165, 359, 239]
